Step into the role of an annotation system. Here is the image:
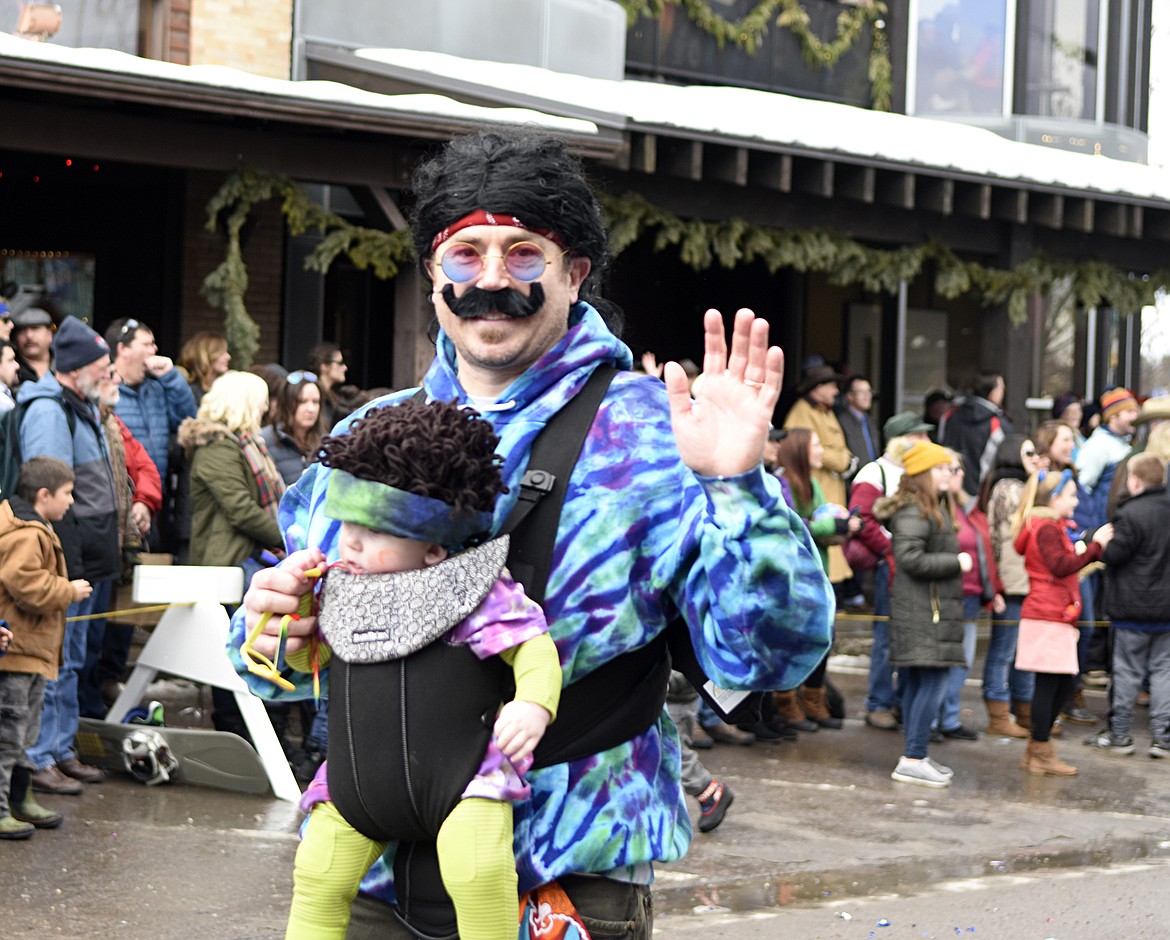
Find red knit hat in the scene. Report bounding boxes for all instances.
[1100,387,1137,423]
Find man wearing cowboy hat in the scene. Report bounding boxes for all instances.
[784,362,855,586]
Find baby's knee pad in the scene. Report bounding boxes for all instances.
[436,798,515,889]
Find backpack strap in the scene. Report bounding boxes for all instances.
[1,396,78,498]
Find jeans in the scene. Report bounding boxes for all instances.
[28,584,109,769]
[865,561,897,713]
[900,666,949,759]
[981,596,1035,703]
[347,876,653,939]
[937,596,980,731]
[77,580,114,719]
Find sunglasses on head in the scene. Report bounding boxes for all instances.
[115,318,142,344]
[287,371,318,385]
[436,240,567,284]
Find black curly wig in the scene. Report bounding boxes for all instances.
[318,399,508,516]
[410,130,623,330]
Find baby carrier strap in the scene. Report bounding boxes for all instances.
[497,366,671,769]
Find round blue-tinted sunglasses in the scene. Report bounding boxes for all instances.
[437,241,567,283]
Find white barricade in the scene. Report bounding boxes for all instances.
[104,565,301,802]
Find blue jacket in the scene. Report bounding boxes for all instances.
[228,303,834,896]
[114,369,196,481]
[16,372,120,581]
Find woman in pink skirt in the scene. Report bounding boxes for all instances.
[1011,469,1113,775]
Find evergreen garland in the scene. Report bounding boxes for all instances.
[597,191,1170,325]
[619,0,892,110]
[202,168,414,368]
[203,169,1165,356]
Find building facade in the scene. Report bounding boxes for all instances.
[1,0,1166,425]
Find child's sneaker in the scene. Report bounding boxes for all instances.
[891,756,951,788]
[697,780,734,832]
[1149,738,1170,759]
[1084,731,1135,754]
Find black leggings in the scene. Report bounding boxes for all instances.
[801,652,829,690]
[1031,672,1076,742]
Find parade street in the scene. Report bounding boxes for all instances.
[5,661,1169,939]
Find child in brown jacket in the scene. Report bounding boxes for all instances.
[0,456,92,839]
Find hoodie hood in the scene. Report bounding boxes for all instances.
[14,369,66,407]
[423,301,633,527]
[952,396,1001,426]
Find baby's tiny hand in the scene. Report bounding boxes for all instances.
[494,700,552,763]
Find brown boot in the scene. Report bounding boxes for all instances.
[985,699,1028,738]
[800,686,843,730]
[1011,700,1031,731]
[1021,739,1077,776]
[772,691,818,732]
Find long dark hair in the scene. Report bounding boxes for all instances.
[975,433,1031,514]
[774,428,814,510]
[272,376,326,457]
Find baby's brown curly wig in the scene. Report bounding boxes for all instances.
[318,399,507,515]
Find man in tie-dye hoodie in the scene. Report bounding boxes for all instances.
[230,130,834,939]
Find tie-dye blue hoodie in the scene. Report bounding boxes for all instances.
[228,302,833,896]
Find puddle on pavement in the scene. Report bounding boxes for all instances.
[653,836,1170,915]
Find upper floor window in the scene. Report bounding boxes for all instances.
[1020,0,1102,121]
[909,0,1011,117]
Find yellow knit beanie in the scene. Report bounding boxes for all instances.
[902,441,953,476]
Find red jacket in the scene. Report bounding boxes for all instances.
[960,505,1004,604]
[1014,510,1102,625]
[118,415,163,515]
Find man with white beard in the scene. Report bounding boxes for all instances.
[16,316,120,794]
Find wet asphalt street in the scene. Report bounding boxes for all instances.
[5,659,1170,938]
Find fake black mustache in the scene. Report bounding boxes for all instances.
[440,283,545,319]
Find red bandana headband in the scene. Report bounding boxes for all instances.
[429,209,568,253]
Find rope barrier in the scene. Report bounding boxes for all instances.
[832,610,1117,628]
[65,601,195,624]
[61,599,1113,627]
